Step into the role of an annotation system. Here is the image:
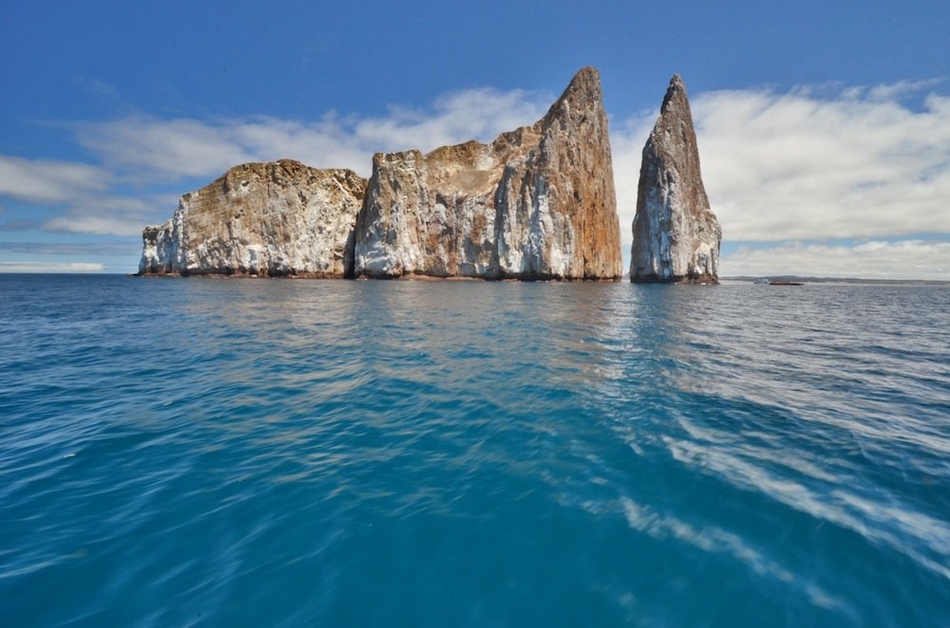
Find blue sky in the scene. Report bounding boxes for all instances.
[1,0,948,277]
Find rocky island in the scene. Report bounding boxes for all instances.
[630,75,721,284]
[139,68,623,280]
[137,69,720,283]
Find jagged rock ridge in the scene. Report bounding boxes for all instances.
[630,75,721,284]
[352,66,623,280]
[138,160,366,277]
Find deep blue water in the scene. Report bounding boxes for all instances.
[1,274,948,626]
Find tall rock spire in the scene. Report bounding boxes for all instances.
[630,75,721,283]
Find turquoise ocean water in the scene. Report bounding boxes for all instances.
[1,275,948,626]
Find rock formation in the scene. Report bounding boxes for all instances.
[630,75,721,284]
[138,68,624,281]
[138,160,366,277]
[353,67,623,280]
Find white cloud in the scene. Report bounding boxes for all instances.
[72,88,551,181]
[721,240,950,280]
[0,154,163,237]
[687,85,950,242]
[861,79,943,103]
[0,156,110,203]
[352,88,549,156]
[0,261,104,273]
[42,213,147,237]
[609,113,655,256]
[75,117,260,181]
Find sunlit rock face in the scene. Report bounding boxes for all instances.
[353,67,623,280]
[138,160,366,277]
[630,75,721,284]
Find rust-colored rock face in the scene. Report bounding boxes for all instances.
[630,75,721,284]
[353,67,623,280]
[138,160,366,277]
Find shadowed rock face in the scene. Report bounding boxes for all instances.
[630,75,721,284]
[353,67,623,280]
[138,160,366,277]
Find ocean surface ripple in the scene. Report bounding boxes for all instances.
[1,275,948,626]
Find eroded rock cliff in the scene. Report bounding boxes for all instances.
[138,160,366,277]
[353,67,623,280]
[630,75,721,284]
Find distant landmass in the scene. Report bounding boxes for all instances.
[724,276,950,285]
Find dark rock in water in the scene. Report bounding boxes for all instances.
[630,75,721,284]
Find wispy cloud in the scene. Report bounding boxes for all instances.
[351,88,549,157]
[691,85,950,242]
[609,114,656,253]
[71,87,551,181]
[0,155,172,237]
[0,156,110,203]
[0,261,104,273]
[0,241,134,256]
[74,117,260,181]
[41,213,150,237]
